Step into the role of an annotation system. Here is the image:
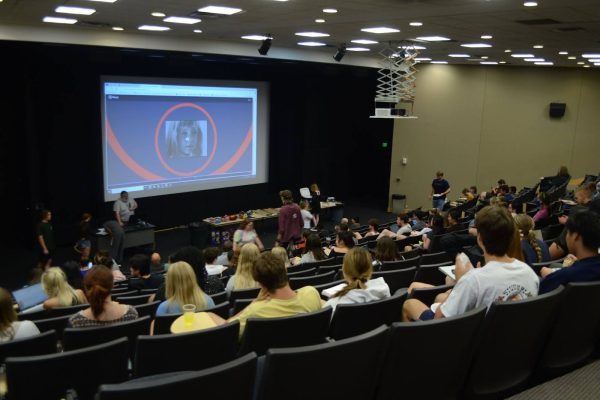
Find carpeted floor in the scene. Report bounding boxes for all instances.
[507,360,600,400]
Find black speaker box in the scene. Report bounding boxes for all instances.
[549,102,566,118]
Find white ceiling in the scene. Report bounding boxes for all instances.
[1,0,600,68]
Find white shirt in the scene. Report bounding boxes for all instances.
[301,209,313,229]
[113,197,137,222]
[440,259,539,318]
[0,320,40,343]
[324,277,391,312]
[206,264,227,276]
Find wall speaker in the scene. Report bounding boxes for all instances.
[549,102,566,118]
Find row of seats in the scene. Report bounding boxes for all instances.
[3,281,600,399]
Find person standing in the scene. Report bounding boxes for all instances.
[103,220,125,264]
[430,171,451,211]
[309,183,322,228]
[113,191,138,226]
[36,209,55,271]
[277,190,303,248]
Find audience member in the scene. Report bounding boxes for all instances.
[402,206,539,321]
[532,192,551,224]
[324,247,390,312]
[41,267,87,309]
[150,252,166,274]
[363,219,379,237]
[155,261,215,316]
[225,243,261,294]
[208,252,322,336]
[378,214,411,240]
[422,215,445,251]
[513,214,550,269]
[462,188,475,201]
[298,234,328,264]
[350,217,361,230]
[128,254,164,291]
[374,237,401,263]
[539,210,600,293]
[550,185,594,259]
[0,287,40,342]
[339,223,362,241]
[203,247,228,276]
[326,231,355,257]
[277,189,304,247]
[271,246,291,268]
[445,209,463,233]
[233,220,264,252]
[93,250,126,283]
[215,240,233,266]
[411,211,428,231]
[69,266,139,327]
[61,260,85,290]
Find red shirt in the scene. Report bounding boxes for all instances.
[278,203,303,243]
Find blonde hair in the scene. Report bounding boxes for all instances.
[0,287,17,339]
[42,267,80,307]
[310,183,320,193]
[333,247,373,298]
[234,243,261,290]
[165,262,208,310]
[514,214,543,263]
[271,246,290,267]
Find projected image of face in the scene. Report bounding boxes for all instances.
[166,120,203,158]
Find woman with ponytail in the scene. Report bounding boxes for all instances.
[324,247,390,312]
[69,266,138,328]
[514,214,550,271]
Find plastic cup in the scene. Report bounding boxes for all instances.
[182,304,196,326]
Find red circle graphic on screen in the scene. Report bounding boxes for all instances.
[154,102,218,176]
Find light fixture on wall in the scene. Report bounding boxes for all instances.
[258,34,272,55]
[333,44,346,62]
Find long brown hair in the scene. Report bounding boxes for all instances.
[374,237,400,262]
[332,247,373,298]
[0,287,17,339]
[83,266,113,318]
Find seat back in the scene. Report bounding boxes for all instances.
[286,262,319,273]
[379,256,420,271]
[372,267,417,293]
[134,320,240,377]
[114,294,152,305]
[63,316,151,355]
[98,352,257,400]
[302,257,342,268]
[328,292,407,340]
[209,291,228,305]
[258,325,389,400]
[286,267,317,278]
[419,251,454,265]
[229,287,260,305]
[377,306,487,400]
[463,286,564,399]
[17,304,88,321]
[153,314,181,335]
[0,330,57,364]
[207,301,231,320]
[536,281,600,379]
[32,314,71,340]
[413,262,452,286]
[315,264,343,275]
[6,337,129,400]
[134,301,160,318]
[289,270,336,290]
[238,307,333,356]
[232,299,253,316]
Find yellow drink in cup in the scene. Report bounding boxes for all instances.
[182,304,196,326]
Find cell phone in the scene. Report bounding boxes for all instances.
[88,262,93,269]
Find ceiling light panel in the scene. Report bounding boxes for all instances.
[197,6,243,15]
[461,43,492,48]
[295,31,329,37]
[55,6,96,15]
[138,25,171,31]
[298,41,326,46]
[43,16,78,24]
[163,17,201,24]
[352,39,378,44]
[361,27,400,34]
[416,36,450,41]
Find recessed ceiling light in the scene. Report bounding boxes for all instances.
[533,45,544,49]
[43,16,77,24]
[505,49,512,53]
[315,19,325,23]
[295,31,329,37]
[511,53,535,58]
[352,39,378,44]
[151,12,166,17]
[399,45,426,50]
[164,16,201,24]
[197,6,243,15]
[535,62,553,65]
[523,2,538,6]
[588,59,600,63]
[577,61,585,65]
[138,25,171,31]
[417,36,450,41]
[323,8,337,13]
[481,61,498,65]
[568,56,576,60]
[481,35,493,39]
[193,29,202,33]
[415,57,432,61]
[409,22,423,27]
[112,26,124,31]
[87,0,117,2]
[430,61,448,64]
[361,27,400,34]
[346,47,370,52]
[499,61,507,64]
[582,53,600,58]
[481,56,489,59]
[461,43,492,48]
[525,58,545,62]
[448,54,470,58]
[558,51,568,55]
[298,41,327,46]
[55,6,96,15]
[241,35,270,40]
[584,65,591,68]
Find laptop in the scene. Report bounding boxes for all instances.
[11,283,48,312]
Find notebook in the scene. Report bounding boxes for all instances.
[438,266,456,281]
[321,283,347,298]
[12,283,48,311]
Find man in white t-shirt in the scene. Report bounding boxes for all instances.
[113,191,138,226]
[402,206,539,322]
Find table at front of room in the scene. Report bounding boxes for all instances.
[96,223,156,252]
[201,201,343,245]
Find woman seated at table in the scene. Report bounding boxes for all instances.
[225,243,261,294]
[69,266,138,328]
[325,230,355,258]
[233,220,264,252]
[41,267,87,310]
[156,261,215,316]
[0,287,40,342]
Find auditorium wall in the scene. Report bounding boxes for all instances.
[388,64,600,211]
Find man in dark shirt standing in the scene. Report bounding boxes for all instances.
[539,209,600,294]
[277,190,303,248]
[430,171,451,211]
